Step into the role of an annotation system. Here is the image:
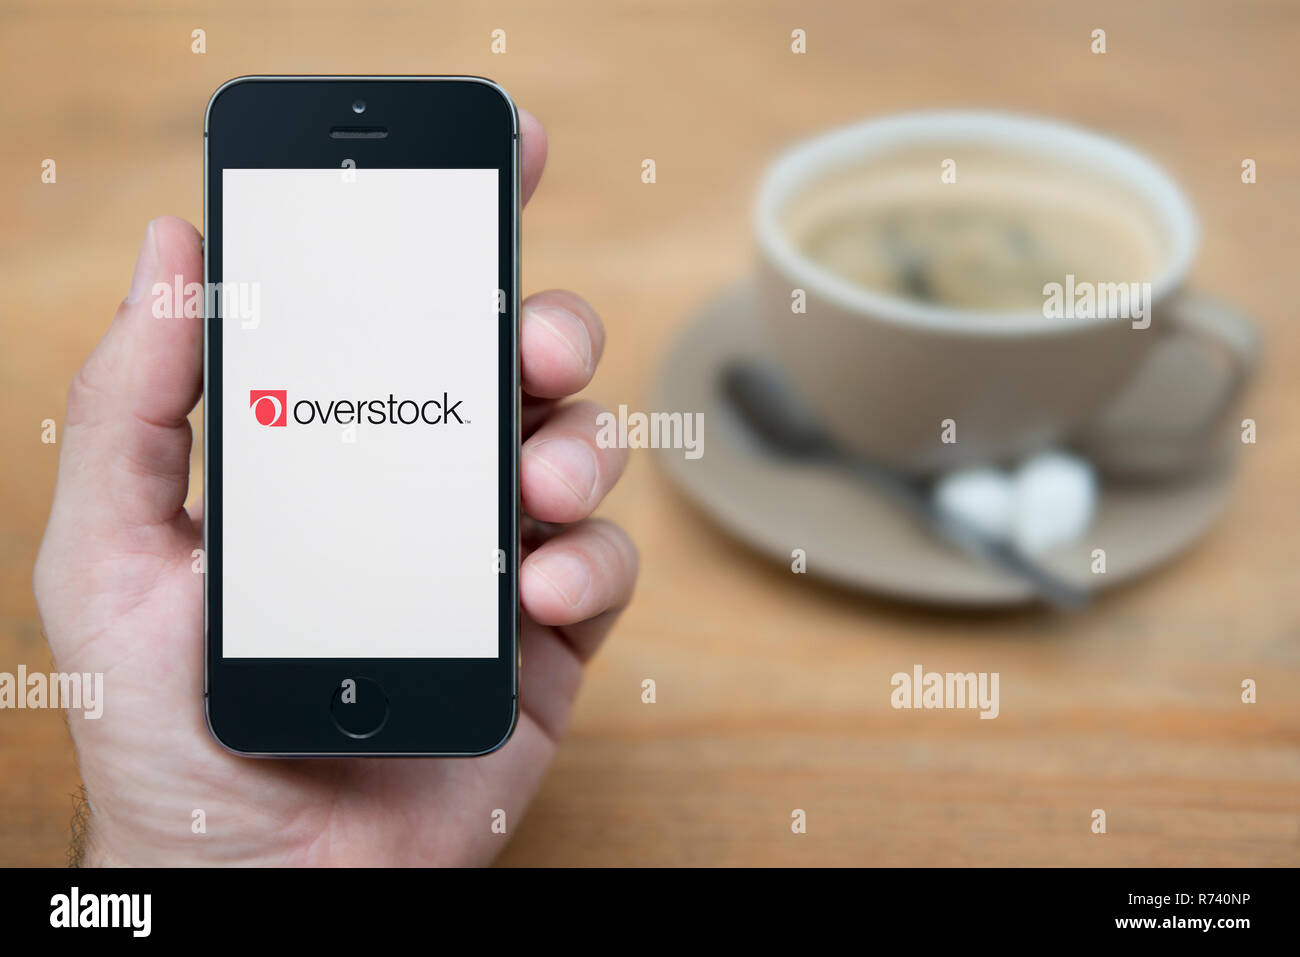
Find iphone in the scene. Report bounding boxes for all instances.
[203,77,519,755]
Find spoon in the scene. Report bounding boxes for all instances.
[719,360,1090,610]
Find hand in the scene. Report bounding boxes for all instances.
[32,109,637,866]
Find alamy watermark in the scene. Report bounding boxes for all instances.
[151,275,262,328]
[50,887,150,937]
[0,666,103,719]
[595,405,704,460]
[1043,274,1151,329]
[890,664,999,719]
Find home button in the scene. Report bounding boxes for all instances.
[330,678,389,739]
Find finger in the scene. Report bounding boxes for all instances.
[520,519,639,648]
[521,396,557,438]
[521,400,628,524]
[405,612,593,865]
[517,617,584,742]
[54,216,203,531]
[520,290,605,399]
[520,515,566,557]
[520,107,547,206]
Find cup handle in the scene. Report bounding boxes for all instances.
[1078,289,1259,474]
[1157,289,1260,429]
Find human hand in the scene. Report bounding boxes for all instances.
[33,109,638,866]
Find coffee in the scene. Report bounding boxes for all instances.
[784,149,1168,312]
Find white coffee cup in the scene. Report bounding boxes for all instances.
[755,111,1257,476]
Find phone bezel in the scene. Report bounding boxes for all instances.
[203,76,520,756]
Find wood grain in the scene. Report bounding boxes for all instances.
[1,0,1296,866]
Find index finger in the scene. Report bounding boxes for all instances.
[520,107,547,206]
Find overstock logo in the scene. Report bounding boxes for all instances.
[250,390,467,428]
[250,389,288,427]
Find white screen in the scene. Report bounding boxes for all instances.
[221,168,499,658]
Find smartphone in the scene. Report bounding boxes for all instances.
[203,77,519,756]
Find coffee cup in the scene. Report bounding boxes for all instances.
[754,111,1257,476]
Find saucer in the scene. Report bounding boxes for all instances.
[650,280,1239,606]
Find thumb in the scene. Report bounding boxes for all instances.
[50,216,204,534]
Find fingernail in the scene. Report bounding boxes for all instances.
[530,306,593,377]
[125,220,159,304]
[529,551,591,607]
[528,437,598,503]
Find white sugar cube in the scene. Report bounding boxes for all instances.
[1013,451,1097,556]
[933,468,1016,542]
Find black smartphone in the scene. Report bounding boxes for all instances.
[203,76,519,756]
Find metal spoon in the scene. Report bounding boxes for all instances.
[719,360,1090,610]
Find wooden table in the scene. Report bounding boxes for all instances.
[1,0,1296,866]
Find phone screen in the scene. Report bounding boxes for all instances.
[219,167,499,658]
